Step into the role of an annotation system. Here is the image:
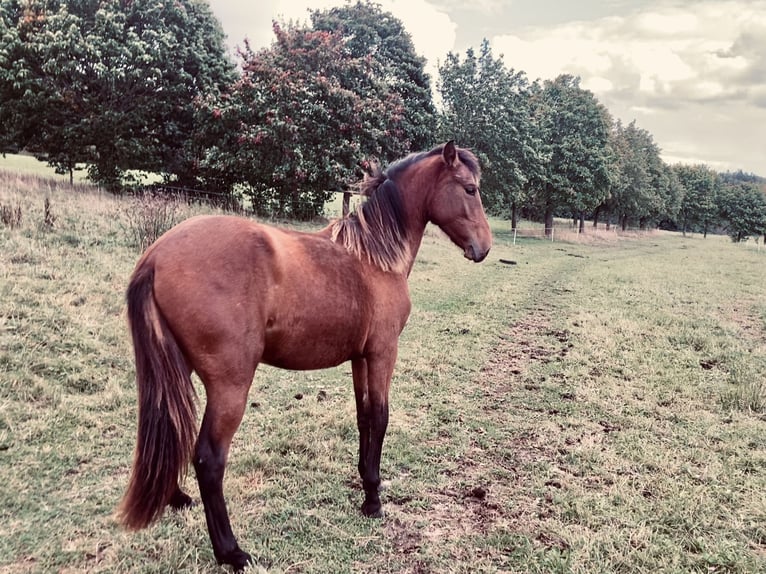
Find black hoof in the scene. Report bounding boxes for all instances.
[168,489,194,510]
[361,500,384,518]
[218,548,253,572]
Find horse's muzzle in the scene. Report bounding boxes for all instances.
[464,243,490,263]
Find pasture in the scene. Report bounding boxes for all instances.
[1,171,764,573]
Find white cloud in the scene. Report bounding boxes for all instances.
[634,10,699,35]
[382,0,456,76]
[490,0,766,173]
[582,76,614,93]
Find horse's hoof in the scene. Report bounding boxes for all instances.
[361,501,384,518]
[168,489,194,510]
[219,549,253,572]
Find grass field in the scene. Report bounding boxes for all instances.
[0,154,92,183]
[1,172,764,573]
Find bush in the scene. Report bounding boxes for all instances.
[123,193,182,252]
[0,202,22,228]
[42,197,56,230]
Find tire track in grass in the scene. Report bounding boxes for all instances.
[380,254,589,570]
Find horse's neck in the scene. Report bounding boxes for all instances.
[401,188,430,278]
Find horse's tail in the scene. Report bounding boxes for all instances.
[117,263,197,530]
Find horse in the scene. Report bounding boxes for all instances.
[117,141,492,571]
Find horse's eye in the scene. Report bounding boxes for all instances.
[464,185,477,196]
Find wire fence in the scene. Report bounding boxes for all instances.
[56,177,766,252]
[132,184,369,220]
[508,223,660,244]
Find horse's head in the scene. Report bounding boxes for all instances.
[426,141,492,262]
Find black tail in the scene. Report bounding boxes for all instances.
[117,264,197,529]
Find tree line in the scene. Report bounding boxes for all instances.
[1,0,765,240]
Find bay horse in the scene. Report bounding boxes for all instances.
[117,141,492,571]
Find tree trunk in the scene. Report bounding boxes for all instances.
[593,205,601,228]
[621,215,628,231]
[544,206,554,238]
[578,211,585,234]
[69,167,74,186]
[511,201,518,230]
[342,192,351,217]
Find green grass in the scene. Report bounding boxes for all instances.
[1,171,765,573]
[0,153,92,183]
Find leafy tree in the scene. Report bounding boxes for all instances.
[605,120,677,230]
[0,0,235,189]
[720,170,766,186]
[197,21,408,219]
[310,0,436,152]
[528,75,612,235]
[658,163,684,229]
[0,0,55,155]
[674,163,720,237]
[437,40,540,224]
[717,182,766,242]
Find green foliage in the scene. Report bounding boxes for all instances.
[607,120,681,230]
[675,163,720,236]
[0,0,235,190]
[530,75,613,233]
[717,181,766,242]
[198,21,410,219]
[437,40,540,220]
[310,0,437,152]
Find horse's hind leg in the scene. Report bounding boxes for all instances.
[193,363,257,571]
[168,486,194,509]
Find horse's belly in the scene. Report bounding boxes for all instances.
[260,314,366,370]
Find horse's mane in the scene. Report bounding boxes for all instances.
[330,162,410,274]
[329,144,480,274]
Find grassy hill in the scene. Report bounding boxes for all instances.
[1,171,764,573]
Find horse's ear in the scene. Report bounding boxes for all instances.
[442,140,457,167]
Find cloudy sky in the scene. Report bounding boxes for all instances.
[208,0,766,176]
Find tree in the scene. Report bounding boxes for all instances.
[717,182,766,242]
[605,120,650,230]
[674,164,720,237]
[310,0,436,153]
[437,40,540,224]
[530,75,612,235]
[0,0,235,189]
[197,21,408,219]
[606,120,677,230]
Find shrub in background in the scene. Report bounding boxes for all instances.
[0,202,22,228]
[123,193,181,252]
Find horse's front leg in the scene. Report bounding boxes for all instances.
[352,351,396,518]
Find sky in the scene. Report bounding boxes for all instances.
[207,0,766,176]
